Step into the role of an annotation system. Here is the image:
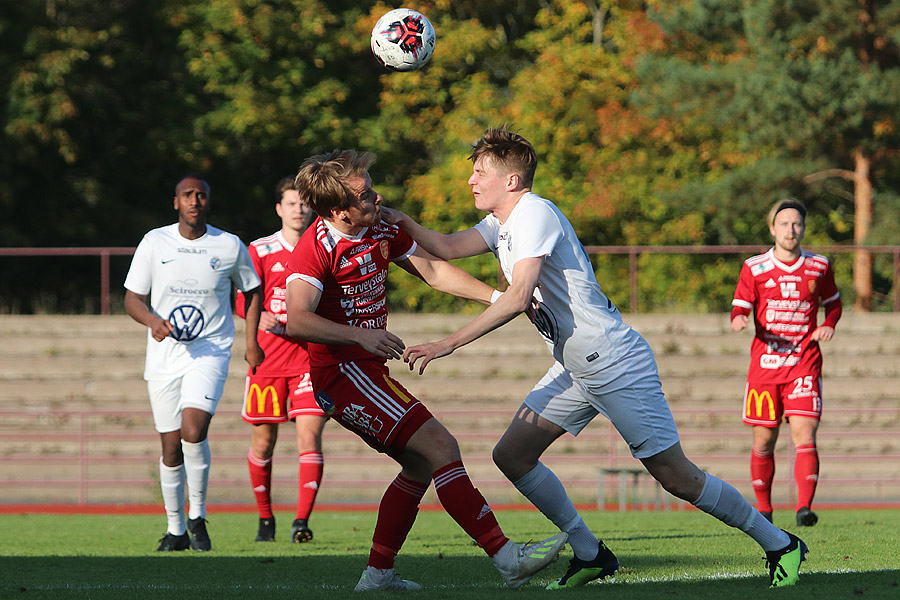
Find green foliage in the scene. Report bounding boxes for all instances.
[1,0,899,313]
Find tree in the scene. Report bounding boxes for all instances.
[642,0,900,310]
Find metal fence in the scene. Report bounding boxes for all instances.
[2,245,899,314]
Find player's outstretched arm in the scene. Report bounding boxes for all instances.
[124,290,173,342]
[397,246,497,305]
[403,256,544,374]
[380,207,489,260]
[285,278,406,360]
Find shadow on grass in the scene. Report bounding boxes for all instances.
[3,556,898,600]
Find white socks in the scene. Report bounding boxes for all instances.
[692,473,790,552]
[513,462,600,561]
[182,438,211,520]
[158,458,186,535]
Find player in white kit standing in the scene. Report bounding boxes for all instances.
[384,126,809,589]
[124,175,263,551]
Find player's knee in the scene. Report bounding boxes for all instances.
[491,441,521,475]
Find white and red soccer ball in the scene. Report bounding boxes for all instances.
[370,8,436,72]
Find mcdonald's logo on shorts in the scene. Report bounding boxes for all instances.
[247,384,280,417]
[746,389,776,421]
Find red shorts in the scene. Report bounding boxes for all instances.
[241,372,324,424]
[311,359,433,454]
[743,375,823,427]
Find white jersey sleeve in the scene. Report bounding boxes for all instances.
[509,200,564,261]
[231,242,261,293]
[123,234,155,296]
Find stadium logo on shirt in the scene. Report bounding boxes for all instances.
[168,305,205,341]
[209,256,221,270]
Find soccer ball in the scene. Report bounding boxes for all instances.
[370,8,436,72]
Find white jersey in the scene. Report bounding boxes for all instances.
[124,223,260,380]
[474,192,641,379]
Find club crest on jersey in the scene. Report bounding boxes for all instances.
[209,256,221,270]
[380,240,389,260]
[808,280,817,294]
[168,305,205,341]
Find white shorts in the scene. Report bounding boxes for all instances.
[146,355,229,433]
[524,340,680,459]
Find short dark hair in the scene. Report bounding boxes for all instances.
[275,176,295,204]
[293,149,376,217]
[469,126,537,188]
[175,173,209,194]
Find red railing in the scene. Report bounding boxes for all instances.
[2,245,899,314]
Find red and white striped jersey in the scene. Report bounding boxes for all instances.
[286,218,416,368]
[732,248,841,383]
[236,231,309,377]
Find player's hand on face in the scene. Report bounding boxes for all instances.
[403,340,453,375]
[151,318,175,342]
[378,206,403,226]
[358,328,406,360]
[810,326,834,342]
[731,314,749,332]
[245,345,265,374]
[258,311,278,332]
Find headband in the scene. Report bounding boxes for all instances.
[774,200,807,219]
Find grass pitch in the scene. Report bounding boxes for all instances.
[2,509,898,599]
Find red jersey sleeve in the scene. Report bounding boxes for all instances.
[731,261,756,319]
[820,262,842,328]
[235,244,264,319]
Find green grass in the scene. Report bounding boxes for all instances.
[2,509,898,599]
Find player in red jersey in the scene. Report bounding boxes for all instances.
[731,199,842,527]
[284,149,567,591]
[236,177,326,543]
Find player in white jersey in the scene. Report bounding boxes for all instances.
[124,175,263,552]
[383,126,808,589]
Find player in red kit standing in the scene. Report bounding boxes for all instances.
[236,177,326,543]
[732,199,842,527]
[284,149,566,591]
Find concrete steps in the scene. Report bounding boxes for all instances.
[1,313,898,506]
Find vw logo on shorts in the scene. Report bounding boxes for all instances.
[169,305,205,341]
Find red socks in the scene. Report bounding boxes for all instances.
[794,444,819,510]
[433,461,508,557]
[750,449,775,513]
[368,475,428,569]
[247,450,274,519]
[297,451,324,521]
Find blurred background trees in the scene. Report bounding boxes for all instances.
[2,0,898,313]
